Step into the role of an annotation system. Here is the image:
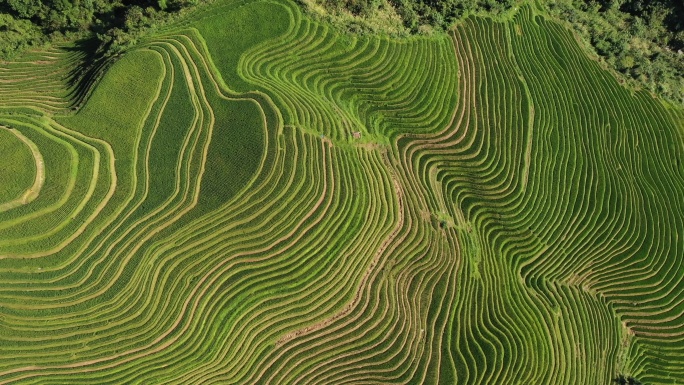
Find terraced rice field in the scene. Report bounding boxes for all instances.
[0,0,683,383]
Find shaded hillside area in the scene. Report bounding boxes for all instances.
[0,0,196,57]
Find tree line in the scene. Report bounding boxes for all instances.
[1,0,682,104]
[308,0,683,104]
[546,0,683,105]
[0,0,199,59]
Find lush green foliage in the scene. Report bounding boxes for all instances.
[2,0,682,103]
[0,0,199,58]
[0,0,682,383]
[304,0,684,104]
[546,0,684,104]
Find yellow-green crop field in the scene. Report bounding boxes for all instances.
[0,0,682,383]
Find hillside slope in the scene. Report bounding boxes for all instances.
[0,0,682,384]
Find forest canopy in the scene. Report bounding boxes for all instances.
[305,0,684,103]
[1,0,682,103]
[546,0,683,104]
[0,0,196,57]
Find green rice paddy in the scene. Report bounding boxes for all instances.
[0,0,682,383]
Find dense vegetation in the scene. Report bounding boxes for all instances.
[0,0,683,383]
[0,0,197,58]
[1,0,682,102]
[547,0,684,104]
[304,0,684,103]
